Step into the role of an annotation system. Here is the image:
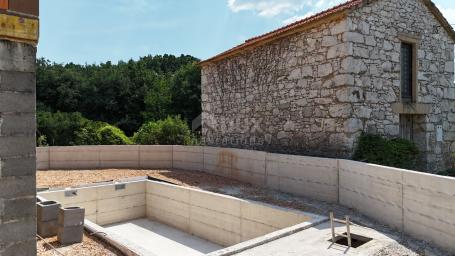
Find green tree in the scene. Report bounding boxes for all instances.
[133,116,196,145]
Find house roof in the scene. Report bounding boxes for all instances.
[200,0,455,66]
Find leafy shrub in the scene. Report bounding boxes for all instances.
[133,116,195,145]
[96,125,132,145]
[74,121,108,145]
[37,111,89,146]
[353,134,420,170]
[437,169,455,177]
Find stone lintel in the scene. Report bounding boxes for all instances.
[391,102,432,115]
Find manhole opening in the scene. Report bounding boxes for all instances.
[330,233,373,248]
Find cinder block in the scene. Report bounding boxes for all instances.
[0,156,35,177]
[0,176,35,199]
[0,136,35,157]
[57,225,84,244]
[0,113,35,136]
[0,70,36,92]
[0,92,35,113]
[37,219,58,238]
[0,218,36,243]
[1,239,36,256]
[2,197,36,222]
[58,207,85,227]
[0,41,36,72]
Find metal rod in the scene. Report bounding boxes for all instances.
[330,212,335,243]
[346,215,352,247]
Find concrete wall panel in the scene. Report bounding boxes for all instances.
[403,171,455,253]
[339,160,403,230]
[266,153,338,202]
[36,147,49,170]
[173,145,204,171]
[99,145,139,169]
[49,146,100,169]
[203,147,231,177]
[139,145,172,169]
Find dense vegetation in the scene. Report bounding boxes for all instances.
[353,134,420,170]
[37,54,201,146]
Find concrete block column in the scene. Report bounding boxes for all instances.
[0,0,39,255]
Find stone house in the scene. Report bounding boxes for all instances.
[200,0,455,171]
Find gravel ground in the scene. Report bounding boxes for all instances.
[37,169,450,256]
[37,231,123,256]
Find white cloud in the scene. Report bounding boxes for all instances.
[440,7,455,26]
[282,12,315,24]
[227,0,346,23]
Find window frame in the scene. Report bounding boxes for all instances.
[398,34,419,103]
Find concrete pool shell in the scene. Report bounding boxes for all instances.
[38,179,327,256]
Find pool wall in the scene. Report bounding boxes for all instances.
[39,180,318,247]
[37,146,455,253]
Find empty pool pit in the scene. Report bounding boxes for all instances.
[38,179,326,256]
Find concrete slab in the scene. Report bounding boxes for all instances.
[232,221,399,256]
[104,218,222,256]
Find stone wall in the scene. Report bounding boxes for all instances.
[202,16,354,158]
[346,0,455,170]
[0,40,37,255]
[201,0,455,171]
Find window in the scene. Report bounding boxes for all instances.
[401,42,413,101]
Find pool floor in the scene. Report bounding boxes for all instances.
[104,218,222,256]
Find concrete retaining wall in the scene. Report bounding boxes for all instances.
[37,146,455,253]
[39,181,146,226]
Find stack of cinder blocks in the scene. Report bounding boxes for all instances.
[58,207,85,244]
[0,0,39,255]
[37,201,61,238]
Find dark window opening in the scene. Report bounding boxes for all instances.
[401,43,413,101]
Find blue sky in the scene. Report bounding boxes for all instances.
[38,0,455,64]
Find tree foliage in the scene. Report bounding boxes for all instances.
[133,116,196,145]
[37,54,201,136]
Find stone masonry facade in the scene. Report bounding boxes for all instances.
[201,0,455,171]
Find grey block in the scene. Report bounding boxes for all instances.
[37,201,61,222]
[0,136,35,158]
[0,113,36,137]
[0,176,35,199]
[0,218,36,244]
[58,207,85,227]
[0,156,36,177]
[0,40,36,72]
[1,239,36,256]
[57,225,84,244]
[0,70,36,92]
[0,92,35,113]
[2,197,36,222]
[37,219,58,238]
